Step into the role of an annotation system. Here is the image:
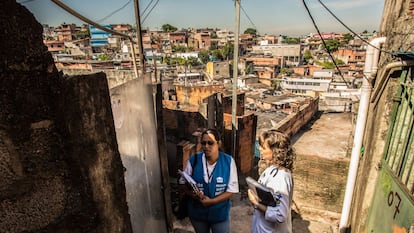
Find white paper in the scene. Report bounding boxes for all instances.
[178,169,200,193]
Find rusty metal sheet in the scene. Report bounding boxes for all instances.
[110,74,167,233]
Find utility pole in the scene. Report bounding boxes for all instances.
[232,0,240,158]
[134,0,145,75]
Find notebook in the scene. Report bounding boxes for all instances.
[246,176,277,207]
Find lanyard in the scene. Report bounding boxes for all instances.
[205,158,216,183]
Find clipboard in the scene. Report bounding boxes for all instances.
[246,176,277,207]
[178,169,200,194]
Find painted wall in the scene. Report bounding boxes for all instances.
[349,0,414,232]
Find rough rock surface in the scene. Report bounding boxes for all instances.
[0,1,132,232]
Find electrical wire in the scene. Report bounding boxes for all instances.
[240,3,257,32]
[302,0,350,88]
[317,0,392,55]
[50,0,140,78]
[18,0,37,3]
[141,0,156,17]
[97,0,132,23]
[141,0,160,24]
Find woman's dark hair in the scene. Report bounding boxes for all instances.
[201,128,221,142]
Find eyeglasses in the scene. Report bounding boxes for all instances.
[201,140,216,146]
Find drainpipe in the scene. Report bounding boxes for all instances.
[339,37,386,233]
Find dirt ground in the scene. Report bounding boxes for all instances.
[173,112,354,233]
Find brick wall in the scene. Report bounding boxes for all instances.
[175,84,225,107]
[275,97,319,137]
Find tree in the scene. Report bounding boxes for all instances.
[209,41,218,50]
[342,33,353,44]
[211,49,223,61]
[244,63,253,74]
[161,24,177,32]
[198,50,210,64]
[163,56,171,65]
[244,28,257,35]
[271,79,281,90]
[220,43,234,61]
[324,39,340,52]
[285,37,300,44]
[187,57,201,66]
[172,45,186,53]
[280,67,293,76]
[303,50,313,64]
[74,29,90,40]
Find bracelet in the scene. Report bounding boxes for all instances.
[254,203,259,209]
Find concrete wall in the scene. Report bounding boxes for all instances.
[294,154,349,213]
[319,96,353,113]
[59,68,137,89]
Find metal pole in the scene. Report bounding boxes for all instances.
[152,48,158,82]
[232,0,240,157]
[134,0,145,75]
[130,39,139,78]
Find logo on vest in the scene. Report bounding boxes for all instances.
[216,177,224,183]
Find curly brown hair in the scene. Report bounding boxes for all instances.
[258,129,296,171]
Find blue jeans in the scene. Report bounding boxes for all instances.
[190,218,230,233]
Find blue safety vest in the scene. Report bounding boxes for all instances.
[188,151,232,222]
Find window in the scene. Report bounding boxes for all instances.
[384,66,414,194]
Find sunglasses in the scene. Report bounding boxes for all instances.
[201,141,216,146]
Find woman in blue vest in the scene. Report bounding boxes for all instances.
[180,128,239,233]
[248,130,295,233]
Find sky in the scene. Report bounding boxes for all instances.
[19,0,385,36]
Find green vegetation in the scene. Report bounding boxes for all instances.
[244,63,253,74]
[74,30,90,40]
[280,67,293,76]
[210,41,218,50]
[341,33,354,44]
[244,28,257,35]
[219,43,233,60]
[209,43,233,61]
[303,50,313,64]
[97,54,112,61]
[172,45,187,53]
[285,37,300,44]
[162,24,178,32]
[271,79,281,90]
[324,39,341,52]
[198,50,210,64]
[315,59,345,69]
